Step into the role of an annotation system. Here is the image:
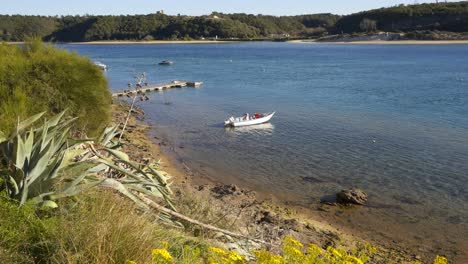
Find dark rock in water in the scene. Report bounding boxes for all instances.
[320,194,338,205]
[392,195,423,205]
[301,176,324,184]
[336,188,368,205]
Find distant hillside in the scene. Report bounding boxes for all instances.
[334,1,468,33]
[0,13,338,42]
[1,1,468,42]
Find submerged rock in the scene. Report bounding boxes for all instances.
[336,188,368,205]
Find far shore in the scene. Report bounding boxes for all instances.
[4,40,238,45]
[70,40,238,45]
[7,39,468,45]
[290,39,468,45]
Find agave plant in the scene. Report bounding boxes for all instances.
[79,125,177,217]
[0,111,176,224]
[0,111,80,207]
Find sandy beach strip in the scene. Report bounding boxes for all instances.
[290,39,468,45]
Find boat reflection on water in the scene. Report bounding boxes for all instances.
[224,123,274,135]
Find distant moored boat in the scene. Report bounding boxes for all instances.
[159,60,174,65]
[224,112,275,127]
[94,61,107,71]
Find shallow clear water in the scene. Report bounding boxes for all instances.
[63,42,468,256]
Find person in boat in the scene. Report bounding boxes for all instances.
[244,113,250,120]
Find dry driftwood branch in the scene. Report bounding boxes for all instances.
[138,194,266,244]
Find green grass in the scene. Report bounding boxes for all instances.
[0,195,59,263]
[0,40,111,136]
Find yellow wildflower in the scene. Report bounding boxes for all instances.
[306,244,322,261]
[126,261,137,264]
[290,247,303,256]
[254,249,284,264]
[434,255,448,264]
[328,247,342,258]
[271,255,284,264]
[284,236,303,248]
[347,256,364,264]
[152,248,173,262]
[228,251,244,261]
[209,246,227,255]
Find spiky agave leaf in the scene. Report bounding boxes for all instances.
[0,110,80,206]
[1,111,178,225]
[13,112,45,138]
[91,147,176,211]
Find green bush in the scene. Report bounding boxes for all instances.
[0,40,111,135]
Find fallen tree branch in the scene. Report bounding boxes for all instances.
[138,194,266,244]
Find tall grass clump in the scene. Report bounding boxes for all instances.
[0,188,204,264]
[51,190,203,264]
[0,40,111,135]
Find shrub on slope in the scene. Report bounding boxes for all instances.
[0,40,111,135]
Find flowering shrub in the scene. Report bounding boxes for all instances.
[208,247,245,264]
[255,236,375,264]
[433,255,448,264]
[152,248,173,264]
[127,236,448,264]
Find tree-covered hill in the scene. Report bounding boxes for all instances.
[1,1,468,42]
[0,13,338,41]
[334,1,468,33]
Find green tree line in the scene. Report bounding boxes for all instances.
[335,1,468,33]
[1,1,468,41]
[0,13,338,41]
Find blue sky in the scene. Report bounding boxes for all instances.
[1,0,460,16]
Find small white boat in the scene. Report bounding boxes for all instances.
[159,60,174,65]
[224,112,275,127]
[94,61,107,71]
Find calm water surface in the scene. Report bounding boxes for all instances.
[63,42,468,258]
